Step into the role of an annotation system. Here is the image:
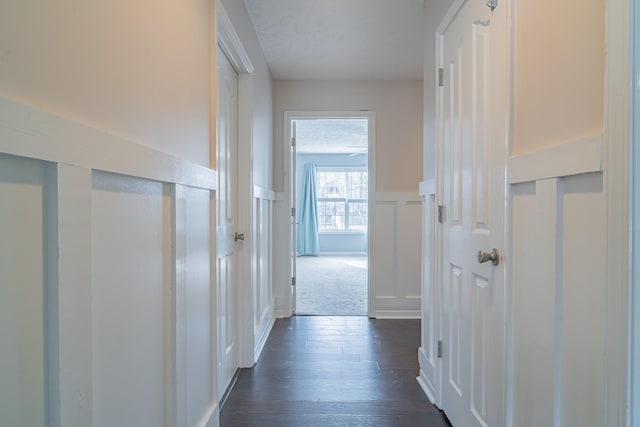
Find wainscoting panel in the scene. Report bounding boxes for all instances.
[253,186,276,361]
[371,192,422,318]
[0,98,219,427]
[510,172,605,427]
[91,171,172,427]
[183,186,215,426]
[0,153,52,427]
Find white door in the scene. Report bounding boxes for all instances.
[290,120,297,314]
[216,47,239,398]
[439,0,507,425]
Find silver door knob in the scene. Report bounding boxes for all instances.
[234,232,245,242]
[477,248,499,265]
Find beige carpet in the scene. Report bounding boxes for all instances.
[295,255,368,315]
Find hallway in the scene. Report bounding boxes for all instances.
[220,316,449,426]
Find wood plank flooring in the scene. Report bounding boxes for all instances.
[220,316,449,426]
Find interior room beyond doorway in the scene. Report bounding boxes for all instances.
[293,117,370,316]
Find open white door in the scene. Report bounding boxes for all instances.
[290,120,297,314]
[216,46,239,398]
[438,0,508,425]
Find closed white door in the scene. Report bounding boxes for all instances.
[216,47,239,398]
[439,0,507,425]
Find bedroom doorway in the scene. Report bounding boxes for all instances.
[288,114,373,316]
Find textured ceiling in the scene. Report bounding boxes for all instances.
[295,118,368,154]
[243,0,425,80]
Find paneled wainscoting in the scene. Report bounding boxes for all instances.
[0,97,220,427]
[371,192,422,318]
[417,134,607,425]
[220,316,449,426]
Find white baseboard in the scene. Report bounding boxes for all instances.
[417,347,438,405]
[417,372,437,405]
[317,252,368,256]
[254,311,276,362]
[198,402,219,427]
[374,310,421,319]
[275,308,289,318]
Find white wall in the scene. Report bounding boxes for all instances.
[0,1,221,426]
[273,80,423,192]
[273,82,424,317]
[221,0,274,189]
[0,0,212,166]
[508,1,607,425]
[514,0,604,154]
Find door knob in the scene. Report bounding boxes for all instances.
[234,232,245,242]
[477,248,499,265]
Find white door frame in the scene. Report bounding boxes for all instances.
[216,0,256,372]
[282,111,376,317]
[627,0,638,426]
[604,0,632,426]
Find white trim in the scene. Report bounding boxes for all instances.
[254,185,276,201]
[0,97,217,190]
[196,402,219,427]
[417,347,437,403]
[419,179,436,196]
[283,110,376,318]
[253,314,276,363]
[507,134,603,184]
[374,310,422,319]
[50,165,93,427]
[173,184,188,426]
[629,1,639,426]
[216,0,257,371]
[215,0,253,74]
[315,252,368,256]
[603,0,631,425]
[374,192,421,203]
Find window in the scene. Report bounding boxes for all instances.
[317,168,368,232]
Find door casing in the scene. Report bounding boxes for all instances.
[282,111,376,317]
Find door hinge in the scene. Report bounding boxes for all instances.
[291,277,296,286]
[291,137,296,147]
[291,207,296,217]
[438,68,444,87]
[437,340,443,358]
[438,205,445,224]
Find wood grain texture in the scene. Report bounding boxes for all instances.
[220,316,449,426]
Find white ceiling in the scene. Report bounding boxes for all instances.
[242,0,426,81]
[295,118,368,155]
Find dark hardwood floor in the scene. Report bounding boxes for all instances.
[220,316,449,426]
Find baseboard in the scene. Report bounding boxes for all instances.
[316,252,368,256]
[218,369,240,409]
[417,347,437,404]
[254,311,276,362]
[374,310,421,319]
[275,308,289,318]
[198,401,219,427]
[417,371,437,405]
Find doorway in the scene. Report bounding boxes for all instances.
[287,114,374,316]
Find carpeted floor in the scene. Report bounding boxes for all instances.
[295,255,368,315]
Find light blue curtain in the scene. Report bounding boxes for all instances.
[297,163,320,255]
